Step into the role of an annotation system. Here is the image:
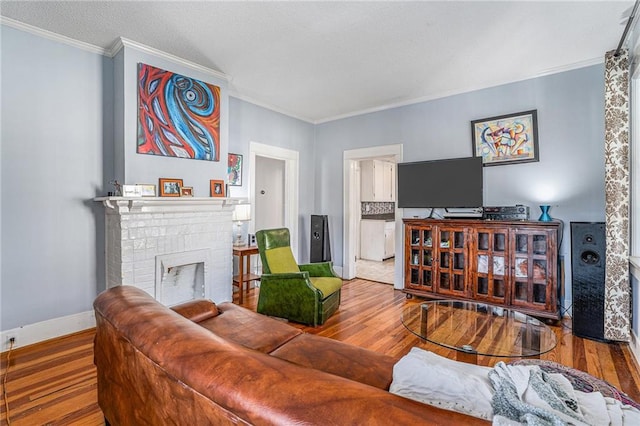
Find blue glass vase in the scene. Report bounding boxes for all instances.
[538,205,552,222]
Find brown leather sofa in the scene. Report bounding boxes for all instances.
[94,286,489,425]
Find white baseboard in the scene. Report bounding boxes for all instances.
[1,310,96,351]
[334,265,343,278]
[630,331,640,369]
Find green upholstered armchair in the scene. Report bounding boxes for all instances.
[256,228,343,326]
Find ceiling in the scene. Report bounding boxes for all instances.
[1,1,634,123]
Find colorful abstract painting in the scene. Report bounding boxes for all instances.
[228,153,242,186]
[137,63,220,161]
[471,110,539,166]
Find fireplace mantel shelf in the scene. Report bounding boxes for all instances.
[95,196,243,214]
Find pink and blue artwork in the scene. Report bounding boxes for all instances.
[137,63,220,161]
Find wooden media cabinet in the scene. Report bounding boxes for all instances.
[403,218,561,320]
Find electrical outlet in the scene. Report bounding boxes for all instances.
[6,336,16,348]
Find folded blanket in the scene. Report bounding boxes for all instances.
[489,362,588,426]
[489,362,640,426]
[389,348,640,425]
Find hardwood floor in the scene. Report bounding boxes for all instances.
[0,329,101,425]
[2,279,640,425]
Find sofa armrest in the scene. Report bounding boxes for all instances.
[171,299,219,323]
[262,271,310,280]
[259,273,319,297]
[299,262,339,277]
[257,274,321,325]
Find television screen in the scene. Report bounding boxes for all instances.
[397,157,483,208]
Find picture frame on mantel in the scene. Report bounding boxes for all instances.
[471,110,539,166]
[138,184,156,197]
[122,184,142,198]
[159,178,183,197]
[210,179,225,197]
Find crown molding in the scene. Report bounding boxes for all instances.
[108,37,125,57]
[0,19,231,83]
[110,37,230,82]
[316,57,605,124]
[0,16,107,55]
[229,92,314,124]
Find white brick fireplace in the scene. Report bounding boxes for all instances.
[97,197,235,305]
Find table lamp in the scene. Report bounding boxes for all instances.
[232,204,251,246]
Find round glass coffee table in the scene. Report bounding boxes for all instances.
[401,300,557,364]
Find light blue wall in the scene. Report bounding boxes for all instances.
[228,97,316,261]
[1,26,113,329]
[316,65,606,308]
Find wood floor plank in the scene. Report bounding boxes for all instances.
[1,279,639,424]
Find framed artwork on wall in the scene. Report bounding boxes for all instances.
[228,153,243,186]
[159,178,183,197]
[137,63,221,161]
[210,179,225,197]
[471,110,539,166]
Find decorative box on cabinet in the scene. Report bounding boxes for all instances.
[403,219,561,320]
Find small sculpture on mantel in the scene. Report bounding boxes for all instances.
[109,180,122,197]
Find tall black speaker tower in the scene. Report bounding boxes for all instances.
[571,222,607,342]
[310,215,331,263]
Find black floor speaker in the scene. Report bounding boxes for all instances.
[571,222,607,342]
[310,215,331,263]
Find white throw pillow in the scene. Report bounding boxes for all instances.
[389,347,494,420]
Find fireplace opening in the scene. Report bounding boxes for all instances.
[155,249,212,306]
[162,262,205,306]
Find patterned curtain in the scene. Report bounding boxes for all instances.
[604,49,630,342]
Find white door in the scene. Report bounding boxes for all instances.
[255,156,285,232]
[250,142,299,259]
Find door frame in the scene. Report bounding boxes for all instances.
[250,142,300,258]
[343,144,403,287]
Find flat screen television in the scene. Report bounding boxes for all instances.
[397,156,483,208]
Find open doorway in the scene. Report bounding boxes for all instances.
[343,144,403,288]
[249,142,300,258]
[356,159,396,284]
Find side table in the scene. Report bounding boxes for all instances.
[232,245,260,304]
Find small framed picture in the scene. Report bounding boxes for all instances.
[228,153,243,186]
[138,184,156,197]
[180,186,193,197]
[159,178,183,197]
[210,179,225,197]
[122,184,142,198]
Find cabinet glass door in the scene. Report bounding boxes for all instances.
[472,228,509,304]
[511,229,554,311]
[405,226,434,291]
[435,227,467,297]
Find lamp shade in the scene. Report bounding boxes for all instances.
[232,204,251,221]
